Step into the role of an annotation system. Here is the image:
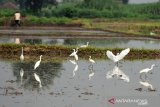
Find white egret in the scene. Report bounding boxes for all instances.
[139,64,155,74]
[89,56,95,64]
[20,47,24,62]
[80,42,89,48]
[69,48,78,61]
[139,81,154,90]
[150,32,156,36]
[69,60,77,65]
[34,73,42,88]
[106,48,130,65]
[34,55,42,70]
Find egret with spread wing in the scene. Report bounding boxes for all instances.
[106,48,130,65]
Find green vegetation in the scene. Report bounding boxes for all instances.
[23,16,73,25]
[89,19,160,36]
[0,1,160,19]
[0,0,160,36]
[0,43,160,60]
[39,2,160,19]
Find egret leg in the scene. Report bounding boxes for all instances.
[140,74,146,81]
[88,64,93,69]
[144,74,149,81]
[116,62,118,67]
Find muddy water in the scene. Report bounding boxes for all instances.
[0,37,160,49]
[0,59,160,107]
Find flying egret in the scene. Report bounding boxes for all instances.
[89,56,95,64]
[106,48,130,65]
[80,42,89,48]
[20,47,24,62]
[34,73,42,88]
[34,55,42,70]
[139,64,155,74]
[69,48,78,61]
[139,81,154,90]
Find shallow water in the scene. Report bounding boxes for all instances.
[0,59,160,107]
[0,37,160,49]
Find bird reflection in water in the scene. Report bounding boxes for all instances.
[34,73,42,88]
[20,68,24,85]
[88,65,95,80]
[136,81,156,92]
[69,60,79,77]
[106,65,130,82]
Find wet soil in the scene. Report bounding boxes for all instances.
[0,45,159,60]
[0,26,160,39]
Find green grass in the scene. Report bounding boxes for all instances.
[0,43,160,60]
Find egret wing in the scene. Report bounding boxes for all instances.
[69,52,75,56]
[34,61,40,70]
[106,51,116,61]
[117,48,130,61]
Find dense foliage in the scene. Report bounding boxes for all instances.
[0,0,160,19]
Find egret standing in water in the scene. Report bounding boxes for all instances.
[20,47,24,62]
[139,64,155,74]
[34,55,42,70]
[69,48,78,61]
[89,56,95,64]
[139,64,155,81]
[80,42,89,48]
[34,73,42,88]
[106,48,130,65]
[150,32,156,36]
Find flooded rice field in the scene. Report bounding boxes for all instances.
[0,59,160,107]
[0,31,160,107]
[0,36,160,49]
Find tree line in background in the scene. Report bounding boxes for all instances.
[0,0,128,13]
[0,0,160,19]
